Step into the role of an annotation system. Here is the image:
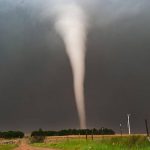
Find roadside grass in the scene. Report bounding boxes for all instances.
[0,144,17,150]
[32,136,150,150]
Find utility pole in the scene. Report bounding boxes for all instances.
[127,114,131,135]
[120,123,122,136]
[145,119,149,137]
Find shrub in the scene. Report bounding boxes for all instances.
[30,136,46,143]
[30,129,45,143]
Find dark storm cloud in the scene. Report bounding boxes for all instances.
[0,0,150,133]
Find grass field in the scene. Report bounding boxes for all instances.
[0,144,17,150]
[32,135,150,150]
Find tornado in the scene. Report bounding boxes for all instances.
[55,3,87,129]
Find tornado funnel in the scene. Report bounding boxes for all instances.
[55,3,87,129]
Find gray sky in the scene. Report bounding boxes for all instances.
[0,0,150,133]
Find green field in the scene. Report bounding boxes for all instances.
[0,144,17,150]
[32,136,150,150]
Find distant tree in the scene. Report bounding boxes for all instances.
[30,128,45,143]
[31,128,115,137]
[0,131,24,139]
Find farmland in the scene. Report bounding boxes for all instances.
[32,135,150,150]
[0,144,17,150]
[0,135,150,150]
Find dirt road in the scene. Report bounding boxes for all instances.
[15,139,56,150]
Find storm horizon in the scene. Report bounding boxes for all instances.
[0,0,150,134]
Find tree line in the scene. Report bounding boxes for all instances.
[0,128,115,139]
[0,131,24,139]
[31,128,115,137]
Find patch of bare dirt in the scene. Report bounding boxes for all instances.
[15,139,56,150]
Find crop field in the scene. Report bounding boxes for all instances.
[32,135,150,150]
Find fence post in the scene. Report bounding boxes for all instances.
[145,119,149,137]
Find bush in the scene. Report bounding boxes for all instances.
[30,129,45,143]
[30,136,45,143]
